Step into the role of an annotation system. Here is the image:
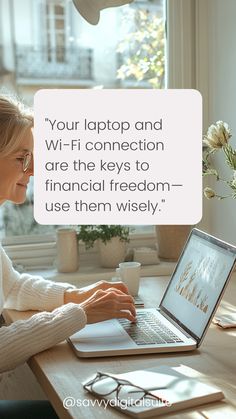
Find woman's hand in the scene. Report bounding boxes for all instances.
[79,288,136,324]
[64,280,130,305]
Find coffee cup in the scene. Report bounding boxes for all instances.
[116,261,141,296]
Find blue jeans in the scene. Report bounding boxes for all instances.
[0,400,59,419]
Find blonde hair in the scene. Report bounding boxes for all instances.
[0,94,33,157]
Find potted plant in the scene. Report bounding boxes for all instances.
[78,225,129,268]
[203,120,236,270]
[203,120,236,199]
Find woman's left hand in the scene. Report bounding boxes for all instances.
[64,280,130,305]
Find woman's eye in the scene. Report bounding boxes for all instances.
[16,158,24,162]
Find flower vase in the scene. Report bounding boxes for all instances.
[155,225,192,261]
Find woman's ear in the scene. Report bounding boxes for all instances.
[72,0,133,25]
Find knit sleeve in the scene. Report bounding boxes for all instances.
[1,246,75,311]
[0,303,87,373]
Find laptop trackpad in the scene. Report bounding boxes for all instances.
[70,319,127,340]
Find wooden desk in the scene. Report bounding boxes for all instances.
[4,274,236,419]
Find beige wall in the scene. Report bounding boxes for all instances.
[206,0,236,245]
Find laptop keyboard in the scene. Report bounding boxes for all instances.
[118,312,183,346]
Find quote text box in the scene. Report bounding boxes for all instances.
[34,89,202,225]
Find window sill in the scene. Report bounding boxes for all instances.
[27,261,176,286]
[4,231,177,284]
[4,231,158,271]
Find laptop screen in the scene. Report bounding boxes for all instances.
[160,229,236,340]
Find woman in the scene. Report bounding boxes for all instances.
[0,94,136,418]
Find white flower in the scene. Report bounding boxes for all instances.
[203,120,232,149]
[231,171,236,188]
[203,121,236,199]
[204,187,216,199]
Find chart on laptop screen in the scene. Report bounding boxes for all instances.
[174,254,228,314]
[162,233,235,338]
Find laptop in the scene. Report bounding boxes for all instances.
[68,228,236,357]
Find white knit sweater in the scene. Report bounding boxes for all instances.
[0,245,87,373]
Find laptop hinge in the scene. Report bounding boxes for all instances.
[157,308,195,340]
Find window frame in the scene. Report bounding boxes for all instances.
[1,0,208,250]
[166,0,209,129]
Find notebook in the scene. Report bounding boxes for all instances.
[68,228,236,357]
[83,365,224,417]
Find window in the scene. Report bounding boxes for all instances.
[45,1,67,63]
[0,0,166,239]
[117,0,165,88]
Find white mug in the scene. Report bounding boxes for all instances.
[116,261,141,296]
